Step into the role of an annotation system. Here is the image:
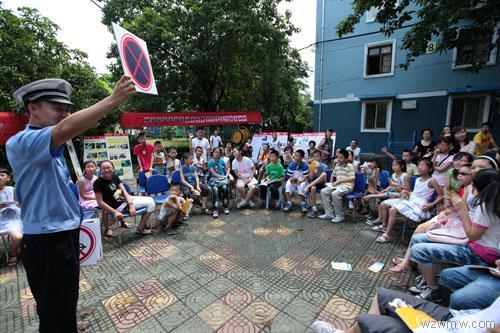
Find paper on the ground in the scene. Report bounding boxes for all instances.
[331,262,352,271]
[368,261,385,273]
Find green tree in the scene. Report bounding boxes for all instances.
[336,0,500,71]
[101,0,309,131]
[0,6,111,120]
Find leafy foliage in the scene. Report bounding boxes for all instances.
[0,5,111,122]
[336,0,500,71]
[101,0,311,131]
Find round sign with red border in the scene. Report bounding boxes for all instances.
[120,34,153,90]
[79,226,96,262]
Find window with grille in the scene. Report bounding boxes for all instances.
[454,29,496,67]
[449,96,488,130]
[366,43,393,76]
[362,101,391,132]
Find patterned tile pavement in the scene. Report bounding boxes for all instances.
[0,207,415,332]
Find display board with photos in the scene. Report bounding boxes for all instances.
[83,134,133,179]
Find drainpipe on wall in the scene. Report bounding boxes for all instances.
[318,0,326,131]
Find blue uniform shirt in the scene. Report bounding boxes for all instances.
[6,125,81,234]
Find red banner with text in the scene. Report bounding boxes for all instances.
[0,112,27,145]
[120,112,262,128]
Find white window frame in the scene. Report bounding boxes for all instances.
[364,40,396,79]
[361,99,393,133]
[446,94,491,132]
[452,26,498,69]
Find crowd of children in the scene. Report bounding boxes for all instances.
[2,126,499,332]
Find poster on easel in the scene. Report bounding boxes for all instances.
[251,132,288,162]
[292,132,335,158]
[83,134,133,180]
[104,134,133,180]
[83,136,108,165]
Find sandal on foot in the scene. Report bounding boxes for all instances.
[376,233,391,243]
[136,228,152,235]
[8,256,17,267]
[389,263,410,273]
[371,225,386,232]
[105,229,114,238]
[202,208,211,215]
[121,221,130,229]
[391,256,404,266]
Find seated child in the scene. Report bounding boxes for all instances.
[374,159,443,244]
[159,184,193,235]
[0,168,22,266]
[363,160,409,218]
[259,149,285,208]
[306,140,316,163]
[193,146,208,180]
[304,150,328,218]
[180,152,211,215]
[283,149,309,213]
[152,140,167,175]
[319,149,355,223]
[76,161,98,208]
[165,147,181,180]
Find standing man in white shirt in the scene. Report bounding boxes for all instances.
[346,139,361,162]
[210,129,223,151]
[190,129,211,161]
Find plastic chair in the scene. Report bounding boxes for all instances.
[409,175,419,191]
[378,170,390,190]
[342,172,367,219]
[326,168,333,182]
[69,183,100,219]
[265,183,283,209]
[146,175,170,204]
[171,170,181,185]
[137,172,148,195]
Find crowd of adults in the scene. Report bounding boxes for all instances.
[1,74,499,332]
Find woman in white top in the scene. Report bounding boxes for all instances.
[452,126,476,155]
[431,137,455,187]
[374,159,443,243]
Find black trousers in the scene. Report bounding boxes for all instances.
[21,229,80,333]
[259,182,281,200]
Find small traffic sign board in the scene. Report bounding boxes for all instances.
[112,23,158,95]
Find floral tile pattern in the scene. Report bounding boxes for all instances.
[1,204,413,332]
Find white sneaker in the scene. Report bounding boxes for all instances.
[331,215,345,223]
[236,200,246,209]
[319,214,334,220]
[247,200,255,208]
[312,321,344,333]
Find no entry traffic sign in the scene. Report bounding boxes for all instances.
[112,23,158,95]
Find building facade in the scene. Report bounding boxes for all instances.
[314,0,500,152]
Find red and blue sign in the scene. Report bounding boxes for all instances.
[112,23,158,95]
[120,35,153,90]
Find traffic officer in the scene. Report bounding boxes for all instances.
[6,76,135,333]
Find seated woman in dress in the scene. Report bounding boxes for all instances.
[373,159,443,243]
[94,161,155,237]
